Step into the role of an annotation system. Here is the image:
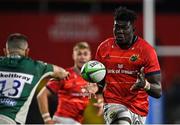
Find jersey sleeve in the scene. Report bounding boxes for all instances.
[95,41,107,63]
[46,79,64,94]
[36,61,54,80]
[95,38,112,63]
[143,47,160,76]
[95,45,102,62]
[39,61,54,75]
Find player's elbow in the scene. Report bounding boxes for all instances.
[153,89,162,99]
[154,91,162,99]
[149,92,161,99]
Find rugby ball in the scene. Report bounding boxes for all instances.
[81,60,106,83]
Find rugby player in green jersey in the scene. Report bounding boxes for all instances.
[0,33,69,124]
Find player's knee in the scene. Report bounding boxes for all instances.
[111,117,131,125]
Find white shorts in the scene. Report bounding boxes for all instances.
[103,103,146,124]
[53,115,81,125]
[0,115,16,124]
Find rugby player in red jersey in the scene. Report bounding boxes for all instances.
[37,42,98,124]
[95,6,162,124]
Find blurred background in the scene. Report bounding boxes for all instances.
[0,0,180,124]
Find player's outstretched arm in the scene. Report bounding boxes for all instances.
[92,79,105,116]
[144,73,162,98]
[52,65,69,80]
[93,94,104,116]
[37,87,55,124]
[131,67,162,98]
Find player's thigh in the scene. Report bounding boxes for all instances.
[103,103,132,124]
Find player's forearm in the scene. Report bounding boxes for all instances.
[37,95,50,114]
[37,88,52,122]
[96,79,105,94]
[145,81,162,98]
[143,73,162,98]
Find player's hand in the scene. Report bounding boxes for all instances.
[81,83,98,99]
[93,94,104,116]
[130,67,146,91]
[59,70,70,80]
[53,65,70,80]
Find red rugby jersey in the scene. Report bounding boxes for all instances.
[95,36,160,116]
[46,67,89,123]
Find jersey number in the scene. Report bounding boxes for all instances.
[0,79,24,98]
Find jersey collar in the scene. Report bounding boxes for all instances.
[113,35,138,50]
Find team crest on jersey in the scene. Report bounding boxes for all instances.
[130,54,139,62]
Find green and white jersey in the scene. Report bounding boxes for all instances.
[0,55,53,123]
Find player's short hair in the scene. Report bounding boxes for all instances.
[114,6,137,23]
[73,42,91,51]
[6,33,28,50]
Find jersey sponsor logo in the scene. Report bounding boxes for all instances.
[107,69,136,75]
[118,64,123,69]
[107,63,137,75]
[0,71,33,83]
[63,87,90,97]
[71,92,89,97]
[0,71,34,98]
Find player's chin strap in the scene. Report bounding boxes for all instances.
[42,112,52,123]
